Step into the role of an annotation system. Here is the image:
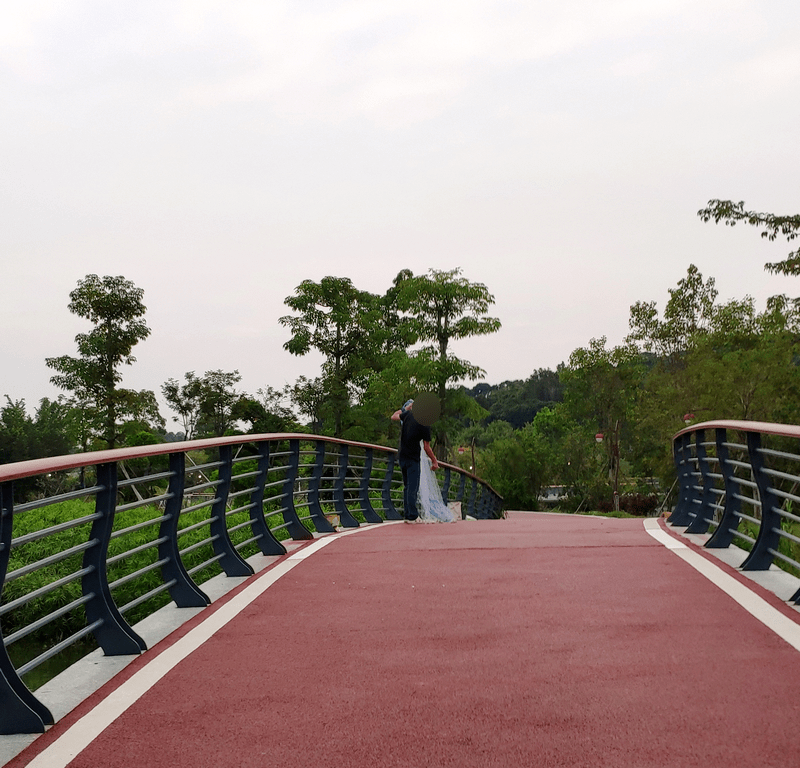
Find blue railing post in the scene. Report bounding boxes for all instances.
[741,432,782,571]
[246,441,287,555]
[209,446,253,577]
[441,467,452,503]
[333,444,360,528]
[0,481,53,734]
[670,432,697,526]
[381,453,401,520]
[706,428,742,548]
[158,452,209,607]
[358,448,383,524]
[466,478,478,518]
[686,430,715,534]
[307,440,335,533]
[281,440,313,540]
[83,462,146,655]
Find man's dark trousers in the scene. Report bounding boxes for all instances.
[399,457,421,520]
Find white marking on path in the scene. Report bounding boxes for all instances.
[643,518,800,653]
[22,525,375,768]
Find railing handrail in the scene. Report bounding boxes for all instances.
[674,420,800,442]
[0,432,500,495]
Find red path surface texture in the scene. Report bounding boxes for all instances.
[10,513,800,768]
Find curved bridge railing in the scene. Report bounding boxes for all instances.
[0,433,503,734]
[671,420,800,604]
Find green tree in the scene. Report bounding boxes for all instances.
[162,372,203,439]
[561,338,644,509]
[46,274,153,449]
[280,277,385,437]
[393,268,501,456]
[233,386,300,434]
[162,370,244,438]
[196,370,243,437]
[627,264,718,363]
[698,200,800,276]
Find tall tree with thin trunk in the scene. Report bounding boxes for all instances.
[46,274,152,449]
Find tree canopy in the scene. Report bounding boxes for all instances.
[698,199,800,276]
[46,274,155,449]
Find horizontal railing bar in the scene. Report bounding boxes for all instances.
[179,498,217,515]
[234,533,263,549]
[227,486,258,501]
[118,470,173,488]
[16,620,104,676]
[111,514,170,540]
[227,519,256,535]
[761,467,800,484]
[269,520,293,532]
[186,552,226,576]
[771,527,800,547]
[14,486,104,514]
[774,507,800,525]
[0,565,95,617]
[177,516,217,537]
[758,447,800,462]
[5,539,100,582]
[11,513,102,548]
[186,460,224,473]
[106,536,168,566]
[4,593,95,646]
[118,579,177,615]
[179,534,219,557]
[108,558,170,590]
[184,479,222,494]
[770,488,800,506]
[227,501,257,516]
[766,547,800,570]
[733,510,760,525]
[230,471,260,482]
[116,493,173,514]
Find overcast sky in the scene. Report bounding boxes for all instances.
[2,1,799,422]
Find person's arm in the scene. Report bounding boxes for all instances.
[423,440,439,470]
[391,409,402,421]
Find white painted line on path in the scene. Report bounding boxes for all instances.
[22,525,376,768]
[643,518,800,654]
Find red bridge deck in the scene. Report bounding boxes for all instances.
[7,513,800,768]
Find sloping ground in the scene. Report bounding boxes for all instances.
[8,513,800,768]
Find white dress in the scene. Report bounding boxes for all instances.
[418,441,457,523]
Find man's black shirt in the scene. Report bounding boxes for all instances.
[398,411,432,462]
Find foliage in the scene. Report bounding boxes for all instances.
[233,386,301,434]
[466,369,564,428]
[698,199,800,276]
[45,274,157,449]
[392,268,501,456]
[280,277,385,437]
[162,370,244,438]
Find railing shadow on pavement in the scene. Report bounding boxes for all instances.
[0,433,503,735]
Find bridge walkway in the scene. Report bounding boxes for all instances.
[6,513,800,768]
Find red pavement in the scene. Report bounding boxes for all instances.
[9,513,800,768]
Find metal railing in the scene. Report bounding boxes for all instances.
[0,433,503,735]
[670,420,800,603]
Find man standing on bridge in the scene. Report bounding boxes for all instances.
[391,398,439,522]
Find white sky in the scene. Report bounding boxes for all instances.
[2,0,799,420]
